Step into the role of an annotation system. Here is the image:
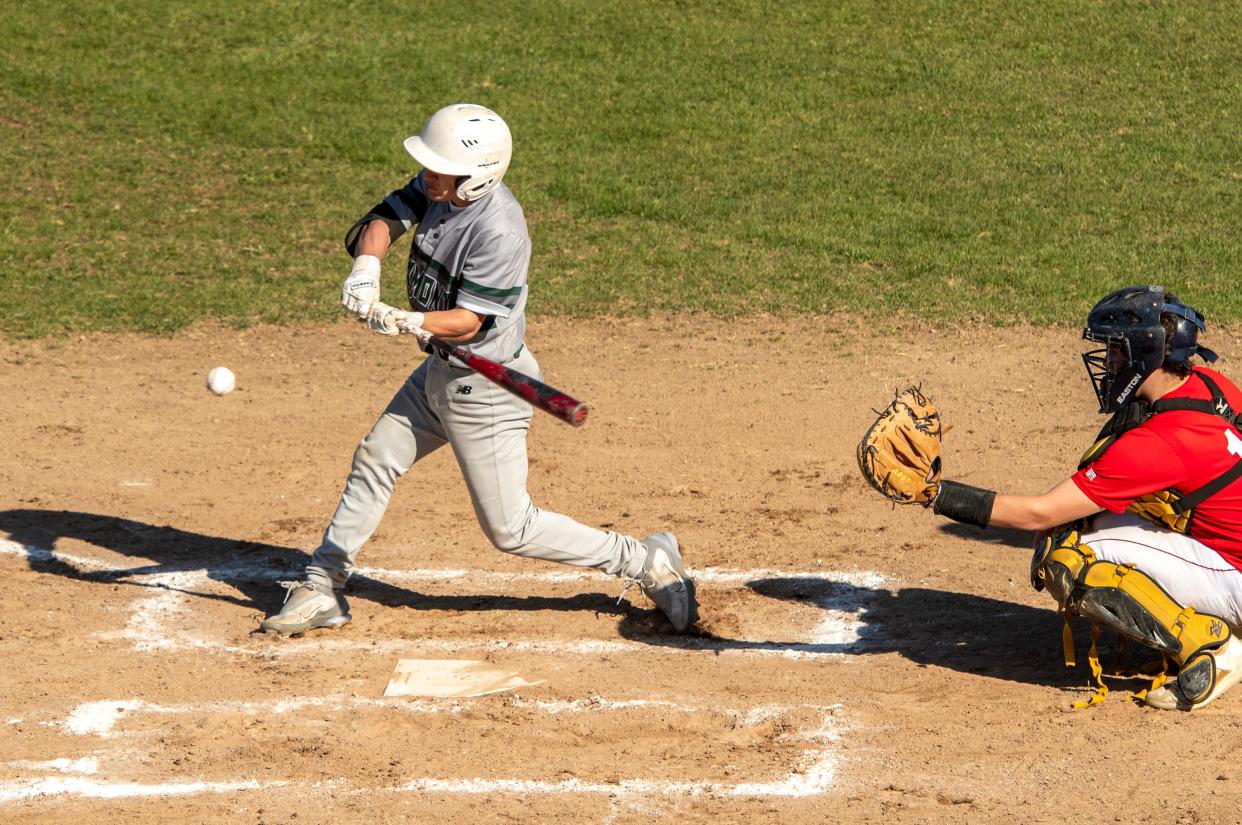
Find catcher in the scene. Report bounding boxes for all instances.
[859,285,1242,711]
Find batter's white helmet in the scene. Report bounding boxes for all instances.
[403,104,512,202]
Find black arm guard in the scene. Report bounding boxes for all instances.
[933,480,997,528]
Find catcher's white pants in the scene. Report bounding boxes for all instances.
[306,347,649,591]
[1081,512,1242,629]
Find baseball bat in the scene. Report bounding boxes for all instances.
[430,339,590,427]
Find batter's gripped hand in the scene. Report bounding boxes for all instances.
[396,311,432,346]
[364,302,404,336]
[857,386,944,506]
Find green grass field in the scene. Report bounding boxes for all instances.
[1,0,1238,337]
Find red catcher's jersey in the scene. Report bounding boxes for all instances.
[1072,367,1242,570]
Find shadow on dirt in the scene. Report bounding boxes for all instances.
[0,508,629,621]
[938,522,1036,549]
[0,507,1110,686]
[618,574,1098,689]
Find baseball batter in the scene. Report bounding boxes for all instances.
[864,286,1242,710]
[261,103,697,637]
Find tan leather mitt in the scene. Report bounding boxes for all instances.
[857,386,943,505]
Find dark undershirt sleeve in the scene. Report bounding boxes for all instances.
[343,175,430,256]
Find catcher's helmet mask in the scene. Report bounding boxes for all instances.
[1082,284,1217,413]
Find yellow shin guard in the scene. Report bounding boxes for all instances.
[1031,529,1232,708]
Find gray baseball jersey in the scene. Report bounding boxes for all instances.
[303,173,652,595]
[345,171,528,363]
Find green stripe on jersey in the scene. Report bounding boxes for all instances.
[459,290,518,310]
[460,279,524,300]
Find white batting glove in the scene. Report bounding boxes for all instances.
[397,311,433,346]
[341,254,381,317]
[364,302,404,336]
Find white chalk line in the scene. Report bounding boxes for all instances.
[396,715,839,798]
[62,695,704,737]
[0,777,269,802]
[1,538,887,659]
[2,698,842,803]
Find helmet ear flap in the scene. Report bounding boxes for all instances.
[1162,299,1213,368]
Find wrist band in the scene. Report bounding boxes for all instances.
[351,254,381,278]
[933,480,997,528]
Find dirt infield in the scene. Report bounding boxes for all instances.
[4,317,1242,824]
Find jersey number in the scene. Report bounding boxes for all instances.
[1225,428,1242,459]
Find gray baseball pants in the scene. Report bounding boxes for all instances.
[306,347,649,590]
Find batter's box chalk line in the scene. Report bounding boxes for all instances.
[0,538,887,658]
[0,697,844,803]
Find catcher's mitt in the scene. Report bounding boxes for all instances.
[857,386,943,505]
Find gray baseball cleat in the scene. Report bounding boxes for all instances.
[260,581,351,636]
[635,532,698,633]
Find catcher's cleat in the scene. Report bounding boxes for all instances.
[629,532,698,633]
[260,581,351,636]
[1143,636,1242,711]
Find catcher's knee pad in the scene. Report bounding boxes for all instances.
[1030,527,1091,606]
[1031,529,1232,705]
[1076,562,1231,704]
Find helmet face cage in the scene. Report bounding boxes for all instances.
[1081,332,1146,413]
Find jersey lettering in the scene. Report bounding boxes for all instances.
[406,261,453,313]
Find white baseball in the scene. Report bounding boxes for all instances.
[206,366,236,396]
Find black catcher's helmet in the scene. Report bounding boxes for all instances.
[1082,285,1217,413]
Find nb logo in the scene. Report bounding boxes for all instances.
[455,385,472,395]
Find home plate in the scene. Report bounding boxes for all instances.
[382,659,544,698]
